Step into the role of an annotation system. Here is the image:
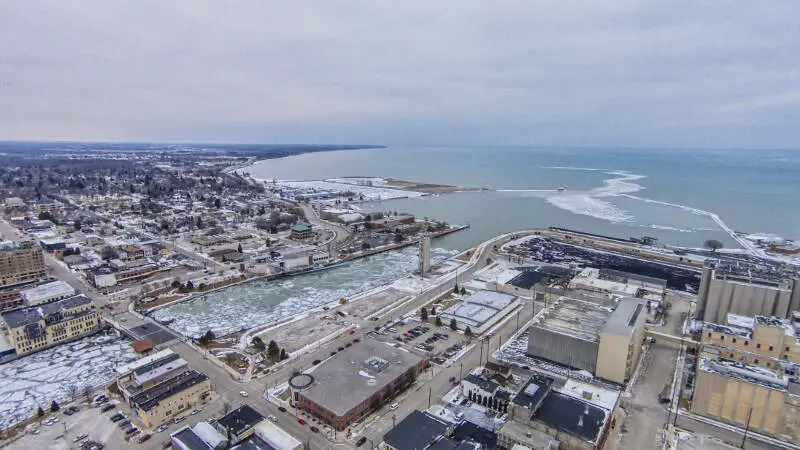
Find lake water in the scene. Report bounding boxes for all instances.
[156,146,800,337]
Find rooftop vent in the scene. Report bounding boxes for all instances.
[363,356,390,373]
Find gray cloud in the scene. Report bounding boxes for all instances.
[0,0,798,148]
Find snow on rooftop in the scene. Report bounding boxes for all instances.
[726,313,755,330]
[559,379,620,411]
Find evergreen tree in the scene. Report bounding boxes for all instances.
[49,400,60,412]
[465,327,473,337]
[252,336,266,352]
[267,340,280,361]
[420,307,428,321]
[37,406,45,417]
[449,318,458,331]
[280,349,288,360]
[435,317,443,327]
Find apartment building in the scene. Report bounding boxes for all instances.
[130,369,211,428]
[0,241,46,288]
[1,294,100,356]
[116,349,213,428]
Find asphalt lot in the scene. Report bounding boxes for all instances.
[374,318,466,363]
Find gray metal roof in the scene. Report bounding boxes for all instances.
[599,297,647,337]
[299,338,423,417]
[2,294,94,329]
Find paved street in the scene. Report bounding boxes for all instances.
[618,292,691,450]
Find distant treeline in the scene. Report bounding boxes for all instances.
[0,141,386,159]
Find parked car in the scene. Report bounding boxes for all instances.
[278,406,287,413]
[118,420,131,428]
[356,436,367,447]
[390,403,399,410]
[297,418,306,425]
[64,409,75,416]
[110,414,124,422]
[312,359,321,365]
[310,426,319,433]
[100,404,115,413]
[268,415,277,423]
[239,391,249,397]
[173,416,186,424]
[73,433,88,442]
[138,434,152,443]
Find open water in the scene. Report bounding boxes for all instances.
[156,146,800,336]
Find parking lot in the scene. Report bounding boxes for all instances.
[372,318,469,364]
[5,389,224,450]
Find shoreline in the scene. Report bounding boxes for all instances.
[143,224,470,328]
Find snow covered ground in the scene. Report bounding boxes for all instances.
[0,333,136,430]
[277,179,426,201]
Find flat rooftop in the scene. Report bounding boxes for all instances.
[133,357,188,386]
[440,290,516,328]
[218,405,265,438]
[699,356,788,391]
[20,280,76,304]
[298,338,423,417]
[115,348,176,375]
[534,297,613,343]
[599,297,646,338]
[535,392,607,444]
[171,427,213,450]
[131,370,208,412]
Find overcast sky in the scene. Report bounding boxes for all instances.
[1,1,798,148]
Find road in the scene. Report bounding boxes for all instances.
[3,226,532,449]
[299,203,353,249]
[618,292,690,450]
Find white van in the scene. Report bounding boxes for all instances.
[390,403,399,411]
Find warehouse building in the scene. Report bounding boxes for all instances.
[289,338,427,430]
[439,290,520,334]
[526,297,647,383]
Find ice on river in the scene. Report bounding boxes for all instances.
[0,333,136,430]
[153,246,459,338]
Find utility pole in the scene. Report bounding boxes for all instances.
[428,386,432,408]
[740,407,753,449]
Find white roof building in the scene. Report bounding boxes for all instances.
[21,280,76,306]
[254,420,302,450]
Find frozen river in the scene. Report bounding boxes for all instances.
[152,246,458,338]
[0,333,136,430]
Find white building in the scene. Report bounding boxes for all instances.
[21,280,76,306]
[253,421,302,450]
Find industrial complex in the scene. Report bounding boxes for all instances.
[525,296,647,384]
